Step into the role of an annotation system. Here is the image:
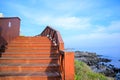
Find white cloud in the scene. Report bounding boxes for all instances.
[93,21,120,33]
[65,32,120,49]
[7,0,120,32]
[64,20,120,49]
[33,16,91,30]
[108,21,120,32]
[54,17,91,29]
[9,3,91,30]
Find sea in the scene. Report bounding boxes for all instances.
[97,52,120,68]
[73,47,120,68]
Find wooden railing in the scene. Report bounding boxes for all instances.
[41,26,74,80]
[60,51,74,80]
[41,26,64,50]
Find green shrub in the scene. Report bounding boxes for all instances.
[75,60,110,80]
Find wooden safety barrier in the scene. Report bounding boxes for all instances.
[41,26,75,80]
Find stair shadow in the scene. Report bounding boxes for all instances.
[44,42,61,80]
[0,27,8,57]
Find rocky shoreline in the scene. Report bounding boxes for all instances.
[75,51,120,79]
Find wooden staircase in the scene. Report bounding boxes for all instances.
[0,24,75,80]
[0,36,61,80]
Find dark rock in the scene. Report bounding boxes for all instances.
[99,58,111,63]
[75,51,119,78]
[116,73,120,80]
[75,51,100,66]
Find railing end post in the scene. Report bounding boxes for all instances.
[64,51,75,80]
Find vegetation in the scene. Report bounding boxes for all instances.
[75,60,114,80]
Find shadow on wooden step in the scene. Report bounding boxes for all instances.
[0,27,8,57]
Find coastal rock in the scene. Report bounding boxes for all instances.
[75,51,119,78]
[75,51,99,66]
[94,64,119,77]
[75,51,111,66]
[99,58,111,63]
[116,69,120,80]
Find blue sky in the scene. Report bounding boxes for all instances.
[0,0,120,56]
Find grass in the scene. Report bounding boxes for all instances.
[75,60,114,80]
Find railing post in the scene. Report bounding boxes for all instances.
[64,51,74,80]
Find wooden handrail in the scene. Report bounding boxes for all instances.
[41,26,64,50]
[40,26,74,80]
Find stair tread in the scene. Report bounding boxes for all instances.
[8,44,55,46]
[16,36,48,38]
[15,36,49,39]
[0,71,60,77]
[0,63,59,67]
[0,57,58,59]
[2,52,58,54]
[9,42,51,44]
[6,47,54,50]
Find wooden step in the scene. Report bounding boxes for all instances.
[5,48,57,53]
[0,72,61,80]
[15,36,48,39]
[11,37,51,42]
[0,57,59,64]
[4,50,57,53]
[1,52,59,58]
[11,40,51,43]
[13,37,49,40]
[6,47,51,50]
[12,38,50,40]
[10,42,51,44]
[7,43,54,47]
[13,37,50,42]
[7,46,56,49]
[6,46,57,49]
[0,63,59,72]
